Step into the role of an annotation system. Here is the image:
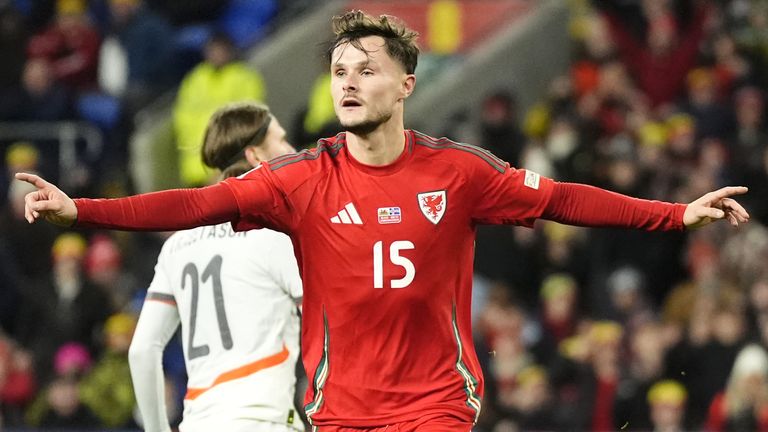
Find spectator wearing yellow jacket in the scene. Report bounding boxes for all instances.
[172,32,265,186]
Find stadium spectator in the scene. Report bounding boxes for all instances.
[706,344,768,431]
[710,32,753,97]
[24,342,99,428]
[100,0,174,108]
[647,380,688,432]
[0,334,36,427]
[672,296,748,426]
[749,277,768,343]
[544,114,591,184]
[729,86,768,222]
[731,1,768,88]
[89,0,176,173]
[26,0,101,91]
[53,342,93,379]
[613,321,670,431]
[478,289,537,408]
[605,265,653,331]
[172,32,266,186]
[14,233,112,384]
[3,141,43,197]
[570,12,614,98]
[499,365,563,431]
[0,58,73,122]
[730,87,766,170]
[0,144,59,281]
[548,321,623,431]
[682,68,734,140]
[0,3,29,96]
[84,233,138,311]
[296,72,340,149]
[538,273,580,349]
[594,0,711,108]
[587,321,623,431]
[79,312,137,428]
[539,221,588,280]
[478,90,526,169]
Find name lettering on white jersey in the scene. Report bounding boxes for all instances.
[524,170,541,190]
[330,202,363,225]
[417,190,446,225]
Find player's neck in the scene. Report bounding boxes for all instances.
[345,121,405,166]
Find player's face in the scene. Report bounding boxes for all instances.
[331,36,413,135]
[256,118,294,161]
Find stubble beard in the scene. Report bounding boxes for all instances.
[341,110,393,136]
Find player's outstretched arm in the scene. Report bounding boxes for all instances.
[541,182,749,232]
[15,172,77,227]
[683,186,750,229]
[16,172,243,232]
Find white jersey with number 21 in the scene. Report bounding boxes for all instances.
[129,222,303,432]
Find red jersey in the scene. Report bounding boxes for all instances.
[221,130,555,426]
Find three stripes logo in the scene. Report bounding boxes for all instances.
[330,203,363,225]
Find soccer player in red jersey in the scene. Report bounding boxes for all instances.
[17,10,750,432]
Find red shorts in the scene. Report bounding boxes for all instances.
[312,414,473,432]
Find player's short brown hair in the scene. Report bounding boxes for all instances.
[327,10,419,74]
[201,102,272,179]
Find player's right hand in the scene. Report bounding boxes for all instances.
[14,172,78,227]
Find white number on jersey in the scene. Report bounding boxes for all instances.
[373,240,415,289]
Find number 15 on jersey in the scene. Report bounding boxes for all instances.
[372,240,415,289]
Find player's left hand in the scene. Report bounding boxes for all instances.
[683,186,750,229]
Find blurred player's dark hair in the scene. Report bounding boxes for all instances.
[201,102,272,179]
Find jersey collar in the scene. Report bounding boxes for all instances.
[343,130,414,176]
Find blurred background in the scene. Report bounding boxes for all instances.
[0,0,767,430]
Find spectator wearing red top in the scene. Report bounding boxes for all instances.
[27,0,101,91]
[706,344,768,432]
[596,0,710,109]
[0,335,36,427]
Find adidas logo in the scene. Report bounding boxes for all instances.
[330,203,363,225]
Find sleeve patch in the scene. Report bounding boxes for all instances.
[524,170,541,190]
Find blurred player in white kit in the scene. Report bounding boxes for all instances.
[128,102,304,432]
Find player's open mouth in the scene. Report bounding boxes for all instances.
[341,99,362,107]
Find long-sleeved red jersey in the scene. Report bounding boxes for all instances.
[75,130,685,427]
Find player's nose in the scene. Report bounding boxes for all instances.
[342,75,358,92]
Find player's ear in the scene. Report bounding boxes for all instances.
[400,74,416,100]
[244,146,261,165]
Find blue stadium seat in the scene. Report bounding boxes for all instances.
[76,92,122,130]
[216,0,278,50]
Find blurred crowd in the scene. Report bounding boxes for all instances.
[466,0,768,431]
[0,0,288,193]
[1,0,768,430]
[0,0,289,429]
